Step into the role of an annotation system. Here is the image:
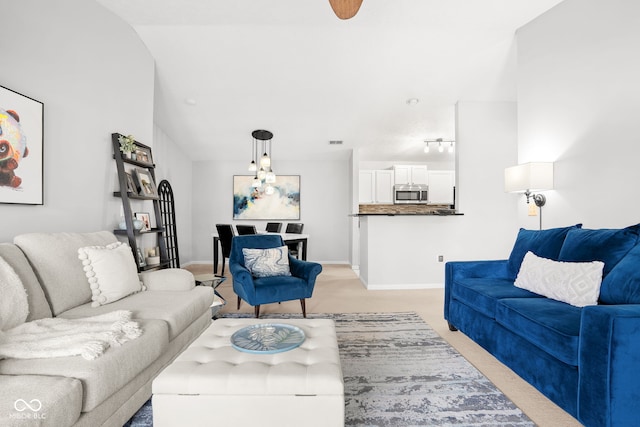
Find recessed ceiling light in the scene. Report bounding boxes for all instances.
[406,98,419,105]
[184,98,197,106]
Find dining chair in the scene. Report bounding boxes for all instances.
[229,234,322,318]
[265,222,282,233]
[215,224,235,276]
[285,223,304,259]
[236,225,257,235]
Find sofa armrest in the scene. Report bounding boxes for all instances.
[140,268,195,291]
[444,260,509,321]
[229,261,256,302]
[289,257,322,284]
[445,260,510,282]
[579,304,640,427]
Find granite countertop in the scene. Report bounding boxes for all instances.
[351,212,464,216]
[353,204,463,216]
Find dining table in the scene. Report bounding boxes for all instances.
[211,231,310,274]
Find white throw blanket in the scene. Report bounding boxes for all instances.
[0,310,142,360]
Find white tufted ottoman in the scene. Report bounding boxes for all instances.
[152,318,344,427]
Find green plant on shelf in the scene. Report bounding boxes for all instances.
[118,134,137,155]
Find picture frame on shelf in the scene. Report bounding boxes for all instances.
[136,248,146,267]
[0,85,44,205]
[135,212,151,231]
[134,169,157,198]
[134,146,153,165]
[125,172,137,194]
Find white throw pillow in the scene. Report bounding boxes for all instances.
[242,246,291,278]
[78,242,144,307]
[515,251,604,307]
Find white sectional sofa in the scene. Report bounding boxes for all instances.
[0,231,214,427]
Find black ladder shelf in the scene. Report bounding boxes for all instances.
[111,133,169,272]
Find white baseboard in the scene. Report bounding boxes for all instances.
[360,280,444,290]
[181,261,211,267]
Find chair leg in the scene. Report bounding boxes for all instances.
[221,258,226,276]
[254,305,260,318]
[237,296,241,310]
[300,299,306,318]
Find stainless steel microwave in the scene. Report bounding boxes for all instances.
[394,184,428,204]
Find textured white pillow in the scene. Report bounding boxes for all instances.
[515,251,604,307]
[78,242,144,307]
[242,246,291,278]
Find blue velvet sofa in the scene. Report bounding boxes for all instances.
[445,223,640,427]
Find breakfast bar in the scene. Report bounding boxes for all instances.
[355,206,463,290]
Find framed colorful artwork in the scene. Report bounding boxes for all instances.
[233,175,300,220]
[0,85,44,205]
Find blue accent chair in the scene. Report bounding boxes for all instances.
[229,235,322,318]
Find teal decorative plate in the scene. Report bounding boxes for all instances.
[231,323,306,354]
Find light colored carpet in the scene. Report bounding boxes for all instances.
[185,263,581,427]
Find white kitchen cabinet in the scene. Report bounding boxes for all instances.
[359,170,393,204]
[374,170,394,203]
[393,165,428,185]
[427,170,455,205]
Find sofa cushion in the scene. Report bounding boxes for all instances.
[495,298,581,366]
[0,318,168,412]
[77,242,143,307]
[0,243,52,321]
[141,268,196,291]
[0,374,83,427]
[599,242,640,304]
[14,232,118,316]
[558,224,640,276]
[59,286,214,341]
[0,254,29,330]
[515,252,604,307]
[449,277,542,319]
[507,224,582,278]
[253,275,313,302]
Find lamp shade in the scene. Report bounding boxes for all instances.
[504,162,554,193]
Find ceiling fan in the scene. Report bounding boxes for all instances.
[328,0,364,20]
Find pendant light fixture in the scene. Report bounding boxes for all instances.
[249,129,276,191]
[248,138,257,172]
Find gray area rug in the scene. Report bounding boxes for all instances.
[125,312,533,426]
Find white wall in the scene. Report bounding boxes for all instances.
[357,102,519,288]
[452,102,520,260]
[191,158,351,264]
[152,125,194,263]
[516,0,640,229]
[0,0,154,241]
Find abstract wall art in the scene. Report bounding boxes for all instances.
[233,175,300,220]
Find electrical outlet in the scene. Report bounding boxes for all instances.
[528,203,538,216]
[438,255,444,262]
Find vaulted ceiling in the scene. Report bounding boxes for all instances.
[97,0,563,162]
